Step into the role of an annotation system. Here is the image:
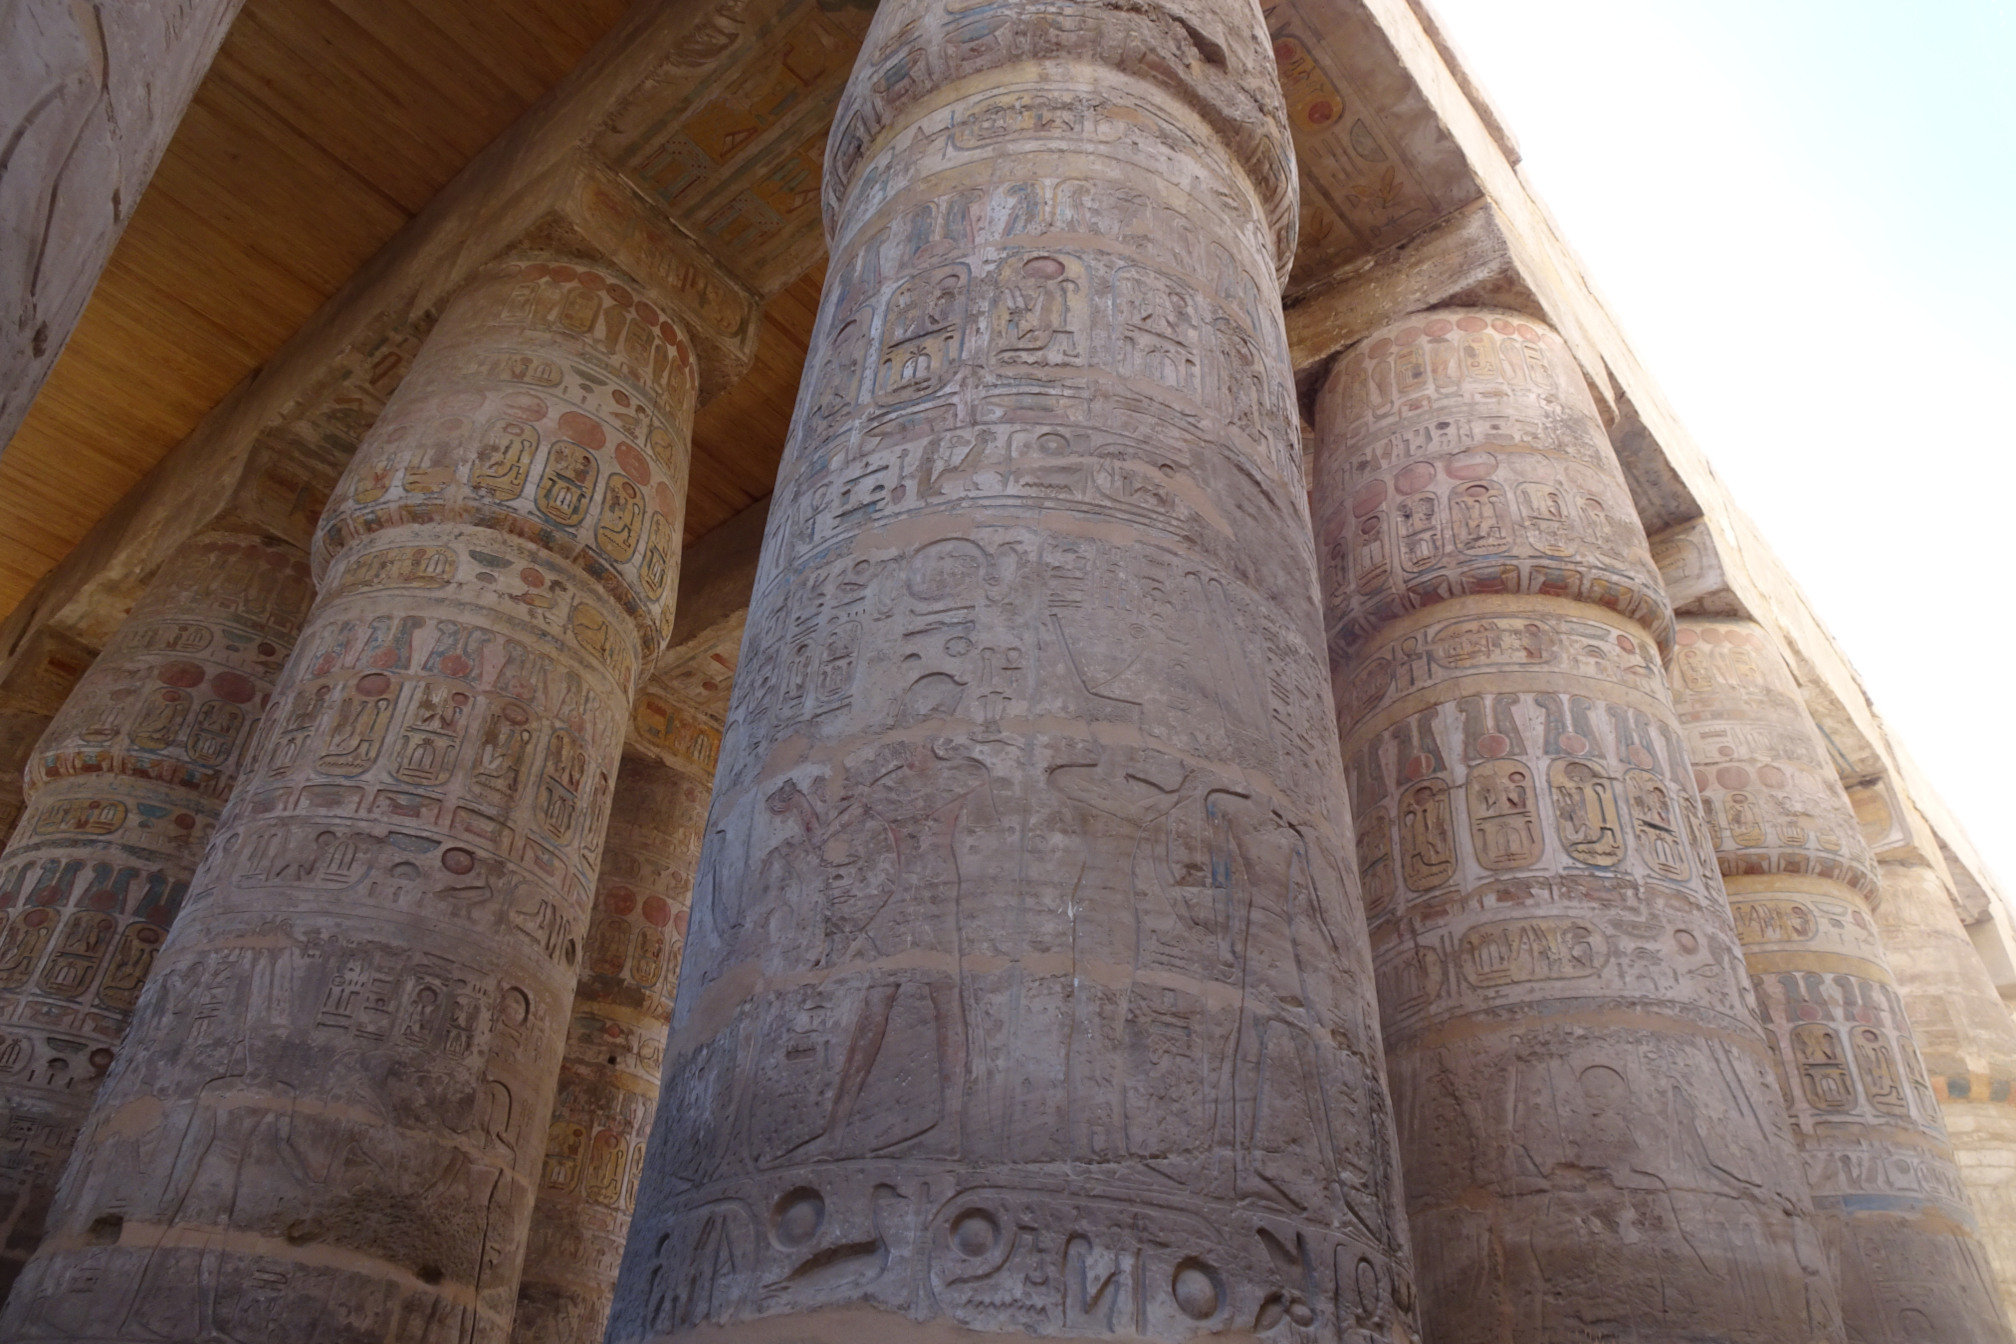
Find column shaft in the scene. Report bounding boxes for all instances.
[513,752,706,1344]
[0,532,309,1299]
[1671,617,2012,1342]
[1,257,698,1341]
[1875,856,2016,1315]
[1313,312,1839,1343]
[609,2,1416,1340]
[3,1,247,444]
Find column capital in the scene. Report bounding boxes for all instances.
[824,0,1298,277]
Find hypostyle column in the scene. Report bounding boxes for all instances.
[609,0,1418,1338]
[1313,312,1839,1343]
[0,532,308,1297]
[1874,855,2016,1315]
[1670,617,2013,1343]
[513,752,706,1344]
[3,2,247,446]
[1,255,698,1340]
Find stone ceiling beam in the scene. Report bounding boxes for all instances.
[1,2,248,451]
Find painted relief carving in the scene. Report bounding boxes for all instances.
[606,2,1412,1339]
[1316,315,1840,1344]
[1670,617,2010,1344]
[3,259,702,1341]
[0,532,310,1300]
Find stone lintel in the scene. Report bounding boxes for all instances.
[1286,199,1538,382]
[1648,518,1744,620]
[1608,392,1706,540]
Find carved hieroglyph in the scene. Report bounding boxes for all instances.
[513,751,707,1344]
[1874,857,2016,1320]
[0,257,698,1341]
[1670,617,2013,1343]
[1314,312,1841,1344]
[0,532,308,1301]
[608,0,1417,1339]
[1,1,248,446]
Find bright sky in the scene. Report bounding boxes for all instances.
[1428,0,2016,894]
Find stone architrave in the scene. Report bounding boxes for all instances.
[1670,616,2013,1343]
[1313,312,1841,1343]
[607,0,1418,1339]
[0,532,308,1299]
[1875,856,2016,1316]
[513,750,707,1344]
[0,255,699,1341]
[2,1,247,446]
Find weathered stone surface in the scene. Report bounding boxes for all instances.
[0,531,308,1302]
[0,257,698,1340]
[1,1,247,449]
[1874,857,2016,1317]
[1314,311,1840,1343]
[1671,616,2013,1343]
[606,0,1418,1338]
[513,751,707,1344]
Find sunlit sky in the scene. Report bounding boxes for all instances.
[1428,0,2016,894]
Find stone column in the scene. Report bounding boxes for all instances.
[0,531,308,1300]
[609,0,1418,1339]
[1669,616,2012,1342]
[3,2,247,446]
[1875,856,2016,1317]
[512,751,706,1344]
[1313,312,1839,1343]
[0,255,698,1341]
